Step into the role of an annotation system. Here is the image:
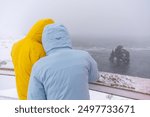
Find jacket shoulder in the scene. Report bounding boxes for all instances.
[74,49,91,58]
[11,39,25,55]
[12,39,24,48]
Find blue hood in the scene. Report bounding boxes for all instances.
[42,24,72,55]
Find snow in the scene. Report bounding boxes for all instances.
[0,36,20,68]
[0,76,18,100]
[89,90,130,100]
[0,88,130,100]
[0,89,18,100]
[0,76,16,90]
[0,39,14,60]
[0,69,14,76]
[99,72,150,95]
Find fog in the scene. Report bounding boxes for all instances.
[0,0,150,40]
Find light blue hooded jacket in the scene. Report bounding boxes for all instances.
[28,24,99,100]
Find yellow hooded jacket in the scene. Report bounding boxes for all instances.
[11,19,54,100]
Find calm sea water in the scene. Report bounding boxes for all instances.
[89,49,150,78]
[73,37,150,78]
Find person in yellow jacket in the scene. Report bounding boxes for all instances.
[11,19,54,100]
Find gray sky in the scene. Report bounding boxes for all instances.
[0,0,150,39]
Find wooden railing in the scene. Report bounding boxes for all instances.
[1,68,150,100]
[0,68,15,76]
[89,82,150,100]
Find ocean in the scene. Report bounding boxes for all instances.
[73,37,150,79]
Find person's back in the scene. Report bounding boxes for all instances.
[11,19,54,100]
[28,24,99,100]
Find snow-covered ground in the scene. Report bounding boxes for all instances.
[0,37,16,70]
[0,75,17,100]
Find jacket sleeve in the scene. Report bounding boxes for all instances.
[27,67,46,100]
[88,54,99,82]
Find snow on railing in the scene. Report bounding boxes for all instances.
[0,68,14,76]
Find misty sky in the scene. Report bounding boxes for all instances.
[0,0,150,39]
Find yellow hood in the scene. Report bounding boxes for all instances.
[26,18,54,43]
[11,18,54,99]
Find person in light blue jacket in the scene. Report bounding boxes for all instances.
[27,23,99,100]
